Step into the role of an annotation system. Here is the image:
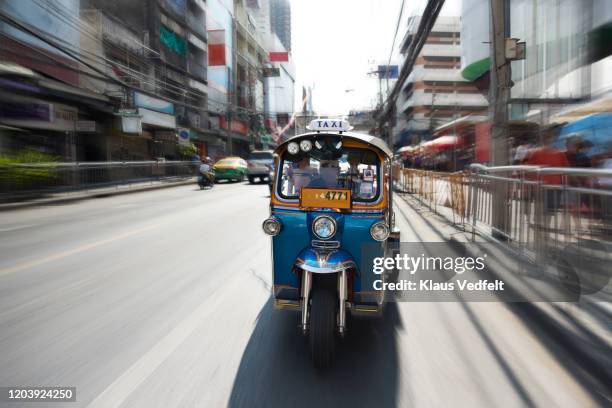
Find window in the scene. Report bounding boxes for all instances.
[278,148,380,202]
[248,152,273,160]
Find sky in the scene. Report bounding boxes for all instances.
[290,0,462,116]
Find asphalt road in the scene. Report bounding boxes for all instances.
[0,182,607,407]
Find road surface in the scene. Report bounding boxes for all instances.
[0,182,606,407]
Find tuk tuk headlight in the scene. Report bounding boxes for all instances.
[287,142,300,155]
[300,139,312,152]
[370,221,390,241]
[262,217,282,236]
[312,215,336,240]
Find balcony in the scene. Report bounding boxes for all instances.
[421,44,460,58]
[187,109,207,130]
[160,0,186,19]
[160,46,186,70]
[187,57,207,82]
[401,90,488,110]
[187,9,207,40]
[81,10,144,56]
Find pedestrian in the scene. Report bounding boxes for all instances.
[565,135,590,168]
[525,125,569,213]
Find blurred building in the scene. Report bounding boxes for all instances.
[82,0,210,160]
[0,0,212,161]
[509,0,612,123]
[269,0,291,52]
[206,0,236,158]
[393,16,488,150]
[248,0,295,145]
[348,109,377,134]
[460,0,612,161]
[1,0,296,162]
[0,0,113,161]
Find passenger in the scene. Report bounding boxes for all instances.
[289,157,315,194]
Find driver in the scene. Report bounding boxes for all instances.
[309,160,339,188]
[199,157,212,173]
[199,157,214,183]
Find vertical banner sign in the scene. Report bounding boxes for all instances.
[474,122,491,163]
[208,29,226,66]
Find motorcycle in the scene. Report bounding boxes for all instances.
[197,168,215,189]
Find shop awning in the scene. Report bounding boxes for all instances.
[397,145,416,154]
[38,78,109,102]
[423,135,462,149]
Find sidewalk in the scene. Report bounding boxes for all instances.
[396,191,612,399]
[0,177,196,211]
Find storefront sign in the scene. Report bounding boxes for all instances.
[155,130,177,142]
[219,117,248,135]
[138,107,176,129]
[269,52,289,62]
[134,92,175,114]
[76,120,97,132]
[0,100,51,122]
[178,128,190,144]
[262,67,280,77]
[0,100,77,131]
[121,116,142,134]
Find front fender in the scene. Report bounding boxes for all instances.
[295,247,357,274]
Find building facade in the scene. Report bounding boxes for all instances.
[394,16,488,149]
[1,0,295,161]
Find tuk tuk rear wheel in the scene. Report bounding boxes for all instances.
[309,289,336,369]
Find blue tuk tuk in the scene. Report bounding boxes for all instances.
[262,119,400,368]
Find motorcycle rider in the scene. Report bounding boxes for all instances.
[198,157,214,187]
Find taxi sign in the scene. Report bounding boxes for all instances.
[307,119,351,132]
[300,187,351,209]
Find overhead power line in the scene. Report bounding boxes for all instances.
[0,7,294,118]
[378,0,446,127]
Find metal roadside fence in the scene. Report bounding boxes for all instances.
[394,167,469,225]
[394,164,612,265]
[0,160,197,200]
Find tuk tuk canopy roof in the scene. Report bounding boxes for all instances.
[276,132,393,158]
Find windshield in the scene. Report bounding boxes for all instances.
[248,152,273,161]
[278,148,380,202]
[216,158,242,166]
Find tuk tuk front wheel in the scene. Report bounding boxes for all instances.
[309,289,336,369]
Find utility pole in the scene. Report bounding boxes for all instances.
[489,0,511,239]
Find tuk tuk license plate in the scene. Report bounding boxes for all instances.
[300,188,351,209]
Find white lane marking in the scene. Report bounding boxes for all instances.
[0,224,160,277]
[86,243,266,408]
[0,224,34,233]
[85,263,256,408]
